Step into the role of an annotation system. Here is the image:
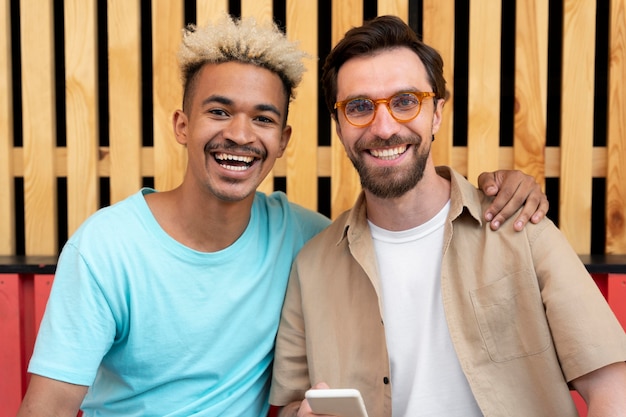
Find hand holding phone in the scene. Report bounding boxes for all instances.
[305,388,369,417]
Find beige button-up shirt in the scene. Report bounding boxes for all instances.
[270,166,626,416]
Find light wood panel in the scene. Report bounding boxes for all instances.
[466,0,502,185]
[377,0,408,20]
[241,0,272,20]
[64,0,99,236]
[423,0,455,167]
[152,1,186,192]
[0,0,14,254]
[606,0,626,253]
[330,0,363,218]
[195,0,228,26]
[286,0,319,210]
[514,0,548,190]
[560,0,596,253]
[107,0,142,204]
[20,0,57,255]
[1,1,624,256]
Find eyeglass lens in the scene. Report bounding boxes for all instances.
[344,92,422,125]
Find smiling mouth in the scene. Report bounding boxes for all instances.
[214,152,257,171]
[368,145,408,160]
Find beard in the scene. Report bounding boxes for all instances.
[347,134,429,199]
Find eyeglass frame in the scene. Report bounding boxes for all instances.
[334,91,437,127]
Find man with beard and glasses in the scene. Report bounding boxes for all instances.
[270,15,626,417]
[18,14,550,417]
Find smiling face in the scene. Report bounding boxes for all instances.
[335,47,444,199]
[174,62,291,203]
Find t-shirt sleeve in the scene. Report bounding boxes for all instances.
[28,242,116,386]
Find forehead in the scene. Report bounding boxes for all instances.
[336,47,429,99]
[191,61,288,112]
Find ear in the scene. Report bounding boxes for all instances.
[431,98,445,136]
[276,125,292,158]
[173,110,189,145]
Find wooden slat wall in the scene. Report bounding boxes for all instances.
[285,0,319,211]
[423,0,455,168]
[1,0,625,256]
[64,0,99,236]
[152,1,185,193]
[560,0,596,254]
[467,1,502,181]
[108,0,142,204]
[514,0,548,189]
[20,0,57,255]
[606,0,626,253]
[0,0,14,254]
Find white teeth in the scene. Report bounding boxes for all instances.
[214,153,255,163]
[214,153,255,171]
[369,146,407,160]
[221,164,249,171]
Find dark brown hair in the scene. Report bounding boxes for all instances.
[321,15,446,118]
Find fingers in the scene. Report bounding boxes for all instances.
[481,170,548,231]
[477,171,499,196]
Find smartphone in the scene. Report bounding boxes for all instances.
[305,388,369,417]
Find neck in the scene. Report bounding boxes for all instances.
[145,183,255,252]
[365,163,450,231]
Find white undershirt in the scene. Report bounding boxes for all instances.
[369,201,483,417]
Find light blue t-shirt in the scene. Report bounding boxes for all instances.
[28,188,330,416]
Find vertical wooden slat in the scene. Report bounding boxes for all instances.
[195,0,228,26]
[285,0,318,210]
[108,0,142,203]
[241,0,272,20]
[20,0,57,255]
[514,0,548,189]
[560,0,596,253]
[64,0,99,235]
[241,0,275,195]
[423,0,455,167]
[377,0,408,20]
[330,0,363,219]
[466,1,502,185]
[606,0,626,253]
[0,0,14,254]
[152,1,185,192]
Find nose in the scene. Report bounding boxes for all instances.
[223,115,255,145]
[368,102,402,139]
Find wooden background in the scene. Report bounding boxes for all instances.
[1,0,625,257]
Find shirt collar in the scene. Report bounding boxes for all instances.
[337,166,483,245]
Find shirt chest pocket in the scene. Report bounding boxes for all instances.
[470,270,551,362]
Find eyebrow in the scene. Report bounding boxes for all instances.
[201,95,283,118]
[341,87,421,101]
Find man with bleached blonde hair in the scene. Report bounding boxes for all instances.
[18,14,547,417]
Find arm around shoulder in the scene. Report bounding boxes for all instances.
[17,374,88,417]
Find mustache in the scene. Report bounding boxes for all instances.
[204,140,267,159]
[354,134,422,152]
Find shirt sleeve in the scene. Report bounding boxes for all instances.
[530,222,626,381]
[28,242,116,386]
[269,261,312,405]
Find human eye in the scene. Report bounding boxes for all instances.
[345,99,374,116]
[391,93,419,111]
[208,108,229,118]
[254,115,277,125]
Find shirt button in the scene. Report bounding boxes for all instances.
[383,377,389,384]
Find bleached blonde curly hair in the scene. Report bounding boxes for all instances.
[178,14,308,111]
